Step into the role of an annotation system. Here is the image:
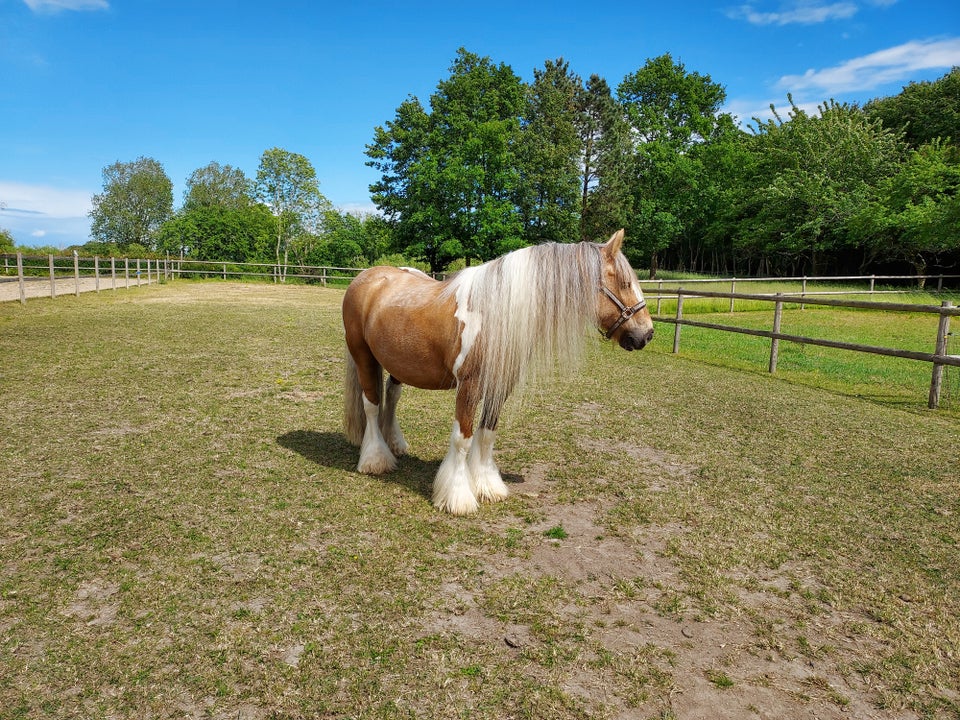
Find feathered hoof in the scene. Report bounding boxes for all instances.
[357,448,397,475]
[473,470,509,503]
[388,436,410,457]
[433,488,480,516]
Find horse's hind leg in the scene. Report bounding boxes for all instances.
[348,346,397,475]
[379,376,409,457]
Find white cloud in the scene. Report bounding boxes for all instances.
[0,181,93,247]
[728,1,858,26]
[777,37,960,94]
[0,181,92,218]
[23,0,108,12]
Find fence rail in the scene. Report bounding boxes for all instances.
[5,251,958,409]
[656,288,958,409]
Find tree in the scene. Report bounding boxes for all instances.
[366,48,526,270]
[183,162,252,210]
[746,99,905,274]
[866,68,960,149]
[0,227,14,254]
[156,203,274,262]
[517,58,583,244]
[578,74,634,242]
[254,148,328,281]
[850,139,960,281]
[89,157,173,251]
[617,54,728,275]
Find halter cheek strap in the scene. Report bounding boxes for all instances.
[593,243,647,340]
[599,284,647,339]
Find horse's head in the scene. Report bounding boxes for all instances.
[596,230,655,351]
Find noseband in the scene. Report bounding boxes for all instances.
[595,246,647,340]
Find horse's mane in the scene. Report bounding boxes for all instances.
[443,242,607,414]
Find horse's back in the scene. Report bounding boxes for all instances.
[343,266,461,389]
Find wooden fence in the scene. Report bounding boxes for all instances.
[655,288,959,409]
[2,252,162,304]
[5,251,958,409]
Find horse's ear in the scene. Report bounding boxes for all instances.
[603,229,625,256]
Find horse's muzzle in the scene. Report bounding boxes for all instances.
[619,327,654,351]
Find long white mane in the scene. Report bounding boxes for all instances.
[444,242,605,415]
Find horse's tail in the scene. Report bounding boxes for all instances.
[343,351,369,446]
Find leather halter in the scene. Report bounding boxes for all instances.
[595,246,647,339]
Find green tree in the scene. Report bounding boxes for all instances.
[578,74,634,242]
[866,68,960,148]
[89,157,173,251]
[157,203,274,262]
[254,147,327,281]
[517,58,583,244]
[617,53,728,275]
[367,48,525,270]
[746,99,904,274]
[183,162,252,210]
[0,227,14,254]
[850,139,960,281]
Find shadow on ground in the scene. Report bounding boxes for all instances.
[277,429,436,501]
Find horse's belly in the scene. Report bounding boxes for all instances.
[373,332,458,390]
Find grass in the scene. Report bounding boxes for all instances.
[2,280,959,719]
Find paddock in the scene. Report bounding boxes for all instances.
[2,281,957,719]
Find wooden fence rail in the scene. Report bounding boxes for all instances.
[657,289,959,409]
[3,252,160,304]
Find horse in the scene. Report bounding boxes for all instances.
[341,229,654,515]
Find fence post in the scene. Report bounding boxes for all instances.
[17,252,26,305]
[729,278,736,313]
[111,257,117,291]
[656,280,663,314]
[95,256,100,293]
[672,290,684,354]
[928,301,953,409]
[125,258,130,288]
[870,275,876,295]
[73,251,80,297]
[800,277,807,311]
[49,254,56,299]
[136,259,142,287]
[769,293,784,374]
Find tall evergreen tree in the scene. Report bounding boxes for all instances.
[578,74,633,242]
[517,58,583,244]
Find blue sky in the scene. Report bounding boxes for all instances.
[1,0,958,248]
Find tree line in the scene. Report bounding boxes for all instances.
[7,49,957,279]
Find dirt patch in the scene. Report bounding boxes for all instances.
[421,449,920,719]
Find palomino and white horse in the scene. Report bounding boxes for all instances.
[341,229,654,515]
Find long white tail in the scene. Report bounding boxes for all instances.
[343,352,373,446]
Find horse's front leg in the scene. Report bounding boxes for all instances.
[433,382,480,515]
[379,376,410,457]
[469,401,509,504]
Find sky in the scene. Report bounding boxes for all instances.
[1,0,959,248]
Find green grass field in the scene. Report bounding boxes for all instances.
[2,281,958,719]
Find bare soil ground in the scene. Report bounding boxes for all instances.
[0,274,154,302]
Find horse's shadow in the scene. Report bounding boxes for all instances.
[276,430,437,501]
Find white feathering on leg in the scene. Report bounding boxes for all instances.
[380,380,409,456]
[433,422,479,515]
[468,428,508,503]
[357,397,397,475]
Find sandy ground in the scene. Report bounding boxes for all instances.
[0,275,155,303]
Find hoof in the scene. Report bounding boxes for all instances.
[357,450,397,475]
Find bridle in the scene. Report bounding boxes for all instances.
[595,246,647,340]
